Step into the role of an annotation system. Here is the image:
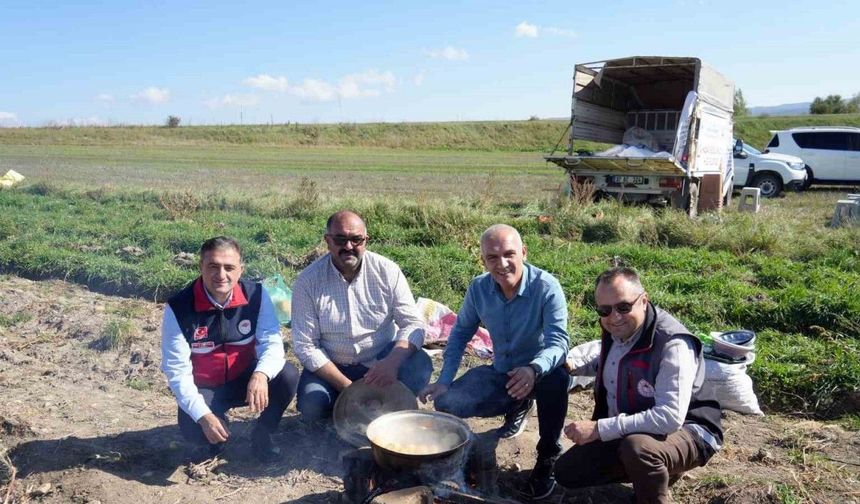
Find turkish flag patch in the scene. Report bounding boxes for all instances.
[193,326,208,341]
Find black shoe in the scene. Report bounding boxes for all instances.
[496,399,534,439]
[250,427,280,463]
[524,455,557,501]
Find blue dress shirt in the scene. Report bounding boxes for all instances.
[437,263,569,385]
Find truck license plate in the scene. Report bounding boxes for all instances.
[612,176,645,184]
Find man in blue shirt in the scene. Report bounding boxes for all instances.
[419,224,570,500]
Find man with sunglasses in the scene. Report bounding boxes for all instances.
[419,224,570,501]
[554,267,723,504]
[291,210,432,420]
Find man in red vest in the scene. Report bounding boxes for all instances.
[161,236,299,462]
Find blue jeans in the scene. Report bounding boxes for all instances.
[434,364,569,459]
[296,343,433,421]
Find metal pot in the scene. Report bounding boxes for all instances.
[365,410,472,471]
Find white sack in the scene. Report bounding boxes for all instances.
[700,355,764,415]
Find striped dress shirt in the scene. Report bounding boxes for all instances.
[291,251,425,371]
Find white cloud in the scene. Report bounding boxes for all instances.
[204,93,260,109]
[339,69,396,98]
[544,27,577,38]
[242,70,397,102]
[425,46,469,61]
[515,21,539,38]
[515,21,576,39]
[242,74,290,92]
[289,78,338,102]
[131,87,171,104]
[0,111,17,121]
[96,93,115,103]
[413,71,426,87]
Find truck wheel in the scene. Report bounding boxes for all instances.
[801,166,813,191]
[753,173,782,198]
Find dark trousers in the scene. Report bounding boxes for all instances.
[178,362,299,446]
[434,364,569,459]
[554,429,705,504]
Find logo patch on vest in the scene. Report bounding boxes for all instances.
[237,319,252,335]
[636,379,655,398]
[191,341,215,349]
[193,326,208,340]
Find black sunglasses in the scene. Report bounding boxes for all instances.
[595,292,644,317]
[327,234,368,246]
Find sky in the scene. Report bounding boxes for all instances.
[1,0,858,127]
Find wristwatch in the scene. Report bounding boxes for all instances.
[528,363,543,381]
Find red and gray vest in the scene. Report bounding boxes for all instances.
[168,278,262,388]
[592,303,723,449]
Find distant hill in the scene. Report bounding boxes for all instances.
[748,102,810,116]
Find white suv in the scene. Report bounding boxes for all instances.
[732,139,807,197]
[765,127,860,188]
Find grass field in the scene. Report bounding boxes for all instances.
[0,144,560,201]
[1,119,859,425]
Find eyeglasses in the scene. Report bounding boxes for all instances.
[327,234,368,247]
[595,292,645,317]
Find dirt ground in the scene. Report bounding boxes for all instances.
[1,275,858,504]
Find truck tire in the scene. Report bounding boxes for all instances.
[801,166,813,191]
[752,173,783,198]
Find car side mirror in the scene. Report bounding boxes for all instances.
[733,139,743,155]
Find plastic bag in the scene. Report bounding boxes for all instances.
[416,297,493,359]
[263,274,292,327]
[565,339,600,391]
[622,126,658,151]
[0,169,25,189]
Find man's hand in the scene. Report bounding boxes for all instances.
[364,356,400,388]
[418,382,449,404]
[563,420,600,445]
[198,413,230,444]
[505,366,536,401]
[365,342,411,388]
[246,371,269,413]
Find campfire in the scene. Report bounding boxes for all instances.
[333,384,520,503]
[341,435,517,504]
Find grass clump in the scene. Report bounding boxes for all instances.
[0,311,33,327]
[126,377,152,391]
[91,318,139,351]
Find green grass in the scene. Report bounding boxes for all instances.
[1,182,858,418]
[0,120,572,151]
[3,114,859,154]
[2,118,860,418]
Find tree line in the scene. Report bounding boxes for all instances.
[809,94,860,114]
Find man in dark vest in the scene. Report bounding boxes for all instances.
[161,236,299,462]
[555,267,722,504]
